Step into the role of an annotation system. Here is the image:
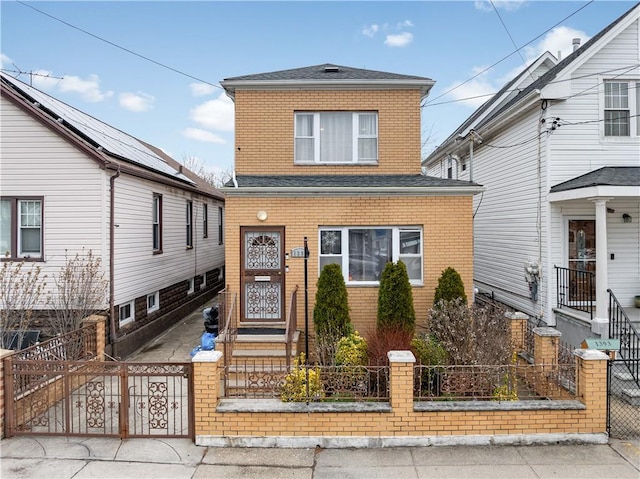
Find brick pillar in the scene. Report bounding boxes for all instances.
[574,349,608,433]
[387,350,415,413]
[533,327,561,365]
[507,312,528,352]
[82,315,106,360]
[192,350,223,440]
[0,349,14,439]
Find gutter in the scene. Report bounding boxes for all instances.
[107,163,121,345]
[222,185,485,197]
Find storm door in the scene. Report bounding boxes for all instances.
[241,227,285,322]
[567,219,596,304]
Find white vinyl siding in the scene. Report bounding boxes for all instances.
[294,112,378,164]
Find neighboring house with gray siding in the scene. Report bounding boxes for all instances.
[1,72,225,358]
[423,4,640,347]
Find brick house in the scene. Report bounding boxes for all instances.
[220,64,483,340]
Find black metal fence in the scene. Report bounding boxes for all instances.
[607,359,640,439]
[555,266,595,319]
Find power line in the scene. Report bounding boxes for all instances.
[490,0,537,84]
[16,1,222,89]
[423,0,595,107]
[422,64,640,108]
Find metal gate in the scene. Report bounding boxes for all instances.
[607,359,640,439]
[4,359,193,439]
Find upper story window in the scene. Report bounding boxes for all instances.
[1,197,43,260]
[186,200,193,248]
[152,194,162,253]
[203,203,209,239]
[604,80,639,137]
[295,112,378,164]
[218,206,224,245]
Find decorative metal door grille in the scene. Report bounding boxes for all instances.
[245,282,281,319]
[241,228,285,322]
[245,232,281,270]
[4,360,193,439]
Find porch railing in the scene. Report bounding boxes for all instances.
[608,289,639,387]
[555,266,595,319]
[285,286,299,369]
[217,287,238,368]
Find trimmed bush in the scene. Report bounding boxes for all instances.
[335,331,368,366]
[377,261,415,334]
[411,333,449,366]
[314,263,352,365]
[433,267,467,305]
[280,353,324,402]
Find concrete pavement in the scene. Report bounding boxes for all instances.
[2,299,639,478]
[1,435,638,478]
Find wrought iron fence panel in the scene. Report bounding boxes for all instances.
[5,359,192,439]
[414,363,576,401]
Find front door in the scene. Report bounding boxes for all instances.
[241,227,285,322]
[567,219,596,304]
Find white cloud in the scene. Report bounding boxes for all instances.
[182,127,227,144]
[32,71,113,103]
[475,1,525,12]
[443,73,497,109]
[525,26,589,63]
[384,32,413,47]
[189,82,217,97]
[397,20,414,28]
[362,24,379,37]
[189,92,234,132]
[0,52,13,69]
[119,92,155,112]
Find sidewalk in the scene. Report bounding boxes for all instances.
[1,435,638,479]
[2,300,639,478]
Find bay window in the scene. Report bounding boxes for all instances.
[295,112,378,164]
[319,227,422,284]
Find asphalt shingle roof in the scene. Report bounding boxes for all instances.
[550,167,640,193]
[223,64,432,82]
[225,174,480,189]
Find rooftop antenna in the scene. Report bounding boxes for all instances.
[8,64,63,86]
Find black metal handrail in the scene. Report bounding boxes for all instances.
[608,289,639,387]
[555,266,595,319]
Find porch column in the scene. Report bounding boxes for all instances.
[590,198,611,338]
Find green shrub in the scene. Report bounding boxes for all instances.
[433,267,467,305]
[280,353,324,402]
[377,261,415,334]
[314,263,352,365]
[335,331,368,366]
[411,333,448,366]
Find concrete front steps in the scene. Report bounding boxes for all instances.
[610,361,640,407]
[216,323,301,398]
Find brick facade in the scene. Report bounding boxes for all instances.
[233,89,423,176]
[225,195,473,333]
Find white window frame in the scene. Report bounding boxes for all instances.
[147,291,159,314]
[318,226,423,285]
[294,111,378,164]
[187,277,195,294]
[601,78,640,139]
[202,203,208,239]
[186,200,193,248]
[200,273,207,290]
[152,194,162,252]
[119,300,134,327]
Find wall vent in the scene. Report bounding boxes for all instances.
[324,66,339,72]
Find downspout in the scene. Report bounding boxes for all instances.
[108,164,121,345]
[468,140,474,183]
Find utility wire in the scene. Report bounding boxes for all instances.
[423,0,595,107]
[490,0,537,84]
[16,1,222,89]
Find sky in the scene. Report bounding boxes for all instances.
[1,1,637,181]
